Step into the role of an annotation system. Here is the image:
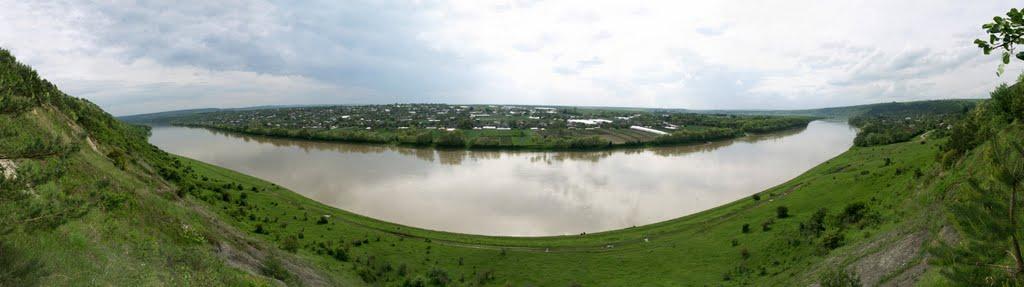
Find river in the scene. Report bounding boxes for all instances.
[148,120,856,236]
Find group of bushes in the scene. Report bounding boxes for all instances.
[797,202,880,252]
[850,100,976,147]
[729,199,880,282]
[940,81,1024,164]
[654,127,741,145]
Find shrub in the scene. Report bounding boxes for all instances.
[280,235,300,253]
[821,230,845,250]
[333,247,349,262]
[752,193,761,201]
[0,242,47,286]
[742,224,750,233]
[474,269,496,285]
[260,256,293,282]
[838,202,868,225]
[776,206,789,218]
[253,224,268,235]
[819,268,862,287]
[434,131,467,148]
[403,276,427,287]
[800,208,828,237]
[762,219,774,231]
[427,268,451,286]
[100,191,129,210]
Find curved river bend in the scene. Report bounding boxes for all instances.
[148,120,855,236]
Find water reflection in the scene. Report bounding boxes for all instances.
[203,124,807,164]
[149,120,855,236]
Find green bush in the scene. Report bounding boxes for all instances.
[819,268,862,287]
[0,242,47,286]
[821,230,845,250]
[776,206,790,218]
[259,256,293,282]
[280,235,300,253]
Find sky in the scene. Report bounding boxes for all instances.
[1,1,1022,116]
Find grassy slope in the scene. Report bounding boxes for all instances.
[0,49,355,286]
[1,109,267,285]
[2,47,968,286]
[175,131,952,286]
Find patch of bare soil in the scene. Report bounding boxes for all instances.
[188,200,335,286]
[851,230,928,286]
[0,159,17,180]
[86,137,99,153]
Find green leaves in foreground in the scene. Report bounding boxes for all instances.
[975,8,1024,76]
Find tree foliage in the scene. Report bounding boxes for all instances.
[975,8,1024,76]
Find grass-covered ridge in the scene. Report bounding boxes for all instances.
[0,47,352,286]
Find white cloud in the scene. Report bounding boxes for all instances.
[1,0,1021,114]
[418,0,1021,109]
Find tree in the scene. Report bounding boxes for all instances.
[989,137,1024,274]
[975,8,1024,76]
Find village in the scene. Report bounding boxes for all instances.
[175,104,694,135]
[168,104,814,149]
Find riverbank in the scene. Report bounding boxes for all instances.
[168,118,814,152]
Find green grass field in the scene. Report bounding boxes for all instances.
[171,132,951,286]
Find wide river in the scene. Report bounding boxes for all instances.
[148,120,856,236]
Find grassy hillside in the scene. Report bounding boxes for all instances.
[0,48,353,286]
[3,46,1021,286]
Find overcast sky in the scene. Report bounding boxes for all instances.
[1,1,1021,115]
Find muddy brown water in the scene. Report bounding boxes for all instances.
[148,120,855,236]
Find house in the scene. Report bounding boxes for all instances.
[567,119,613,125]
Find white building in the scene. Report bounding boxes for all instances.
[630,126,669,135]
[567,119,613,125]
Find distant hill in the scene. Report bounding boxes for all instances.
[119,105,340,124]
[690,99,983,118]
[118,108,222,124]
